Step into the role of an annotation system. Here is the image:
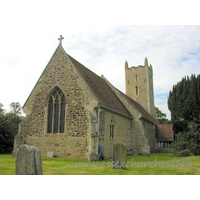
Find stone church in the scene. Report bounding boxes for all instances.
[13,35,160,160]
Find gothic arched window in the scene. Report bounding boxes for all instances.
[47,87,65,133]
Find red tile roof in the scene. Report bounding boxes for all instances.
[157,125,174,141]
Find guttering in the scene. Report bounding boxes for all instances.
[140,116,157,125]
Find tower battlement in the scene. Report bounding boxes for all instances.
[125,58,153,72]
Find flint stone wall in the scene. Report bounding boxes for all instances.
[98,109,132,159]
[14,45,97,159]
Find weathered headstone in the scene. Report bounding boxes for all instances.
[47,151,54,158]
[15,145,43,175]
[113,142,127,169]
[34,147,43,174]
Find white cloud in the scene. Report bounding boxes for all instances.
[63,25,200,119]
[1,1,200,120]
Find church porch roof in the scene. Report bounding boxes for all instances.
[157,125,174,142]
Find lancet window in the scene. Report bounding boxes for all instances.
[136,86,138,95]
[110,119,114,139]
[47,87,65,133]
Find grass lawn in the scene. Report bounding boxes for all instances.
[0,153,200,175]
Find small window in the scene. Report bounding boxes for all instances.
[135,75,138,81]
[136,86,138,95]
[110,119,114,139]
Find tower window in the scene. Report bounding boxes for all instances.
[136,86,138,95]
[47,87,65,133]
[135,75,138,81]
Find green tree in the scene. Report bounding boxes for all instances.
[155,107,171,124]
[172,122,200,156]
[168,74,200,134]
[0,112,10,153]
[10,102,22,116]
[168,74,200,155]
[0,103,4,114]
[0,102,23,153]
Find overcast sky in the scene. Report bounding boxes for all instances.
[1,1,200,120]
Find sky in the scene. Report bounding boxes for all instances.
[1,1,200,120]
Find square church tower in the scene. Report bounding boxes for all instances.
[125,58,156,117]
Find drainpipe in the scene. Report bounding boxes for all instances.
[97,103,101,137]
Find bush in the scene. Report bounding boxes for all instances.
[172,132,187,155]
[172,122,200,156]
[180,149,193,157]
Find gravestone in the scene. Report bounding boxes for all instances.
[15,145,43,175]
[113,142,127,169]
[47,151,54,158]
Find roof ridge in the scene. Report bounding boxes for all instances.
[99,76,132,118]
[66,54,132,117]
[65,53,100,104]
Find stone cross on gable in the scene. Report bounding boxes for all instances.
[58,35,64,45]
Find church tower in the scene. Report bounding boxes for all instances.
[125,58,156,117]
